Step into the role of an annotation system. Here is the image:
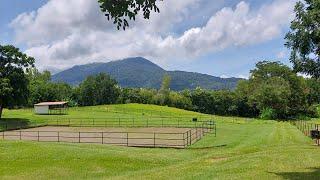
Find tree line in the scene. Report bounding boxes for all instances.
[23,61,320,120]
[1,44,319,120]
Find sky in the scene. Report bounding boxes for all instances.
[0,0,297,78]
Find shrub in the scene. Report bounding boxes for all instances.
[260,108,277,120]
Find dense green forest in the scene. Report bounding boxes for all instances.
[20,61,320,120]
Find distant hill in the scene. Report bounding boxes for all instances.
[52,57,242,90]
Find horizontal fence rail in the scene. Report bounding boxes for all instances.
[290,120,320,145]
[0,117,216,130]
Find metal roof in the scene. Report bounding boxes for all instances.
[34,101,68,106]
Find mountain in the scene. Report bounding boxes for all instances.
[52,57,242,90]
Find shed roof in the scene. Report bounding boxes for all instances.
[34,101,68,106]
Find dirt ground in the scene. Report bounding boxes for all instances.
[1,126,209,148]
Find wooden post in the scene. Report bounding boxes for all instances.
[58,132,60,142]
[38,131,40,142]
[154,133,156,148]
[79,132,81,143]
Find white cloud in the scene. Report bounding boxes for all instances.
[277,49,288,59]
[10,0,296,71]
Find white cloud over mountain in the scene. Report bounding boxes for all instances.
[10,0,296,71]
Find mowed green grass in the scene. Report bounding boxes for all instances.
[1,104,320,179]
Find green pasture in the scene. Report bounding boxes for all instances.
[0,104,320,179]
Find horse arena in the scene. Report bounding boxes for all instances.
[1,118,216,148]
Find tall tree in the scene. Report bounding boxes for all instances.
[157,74,171,105]
[285,0,320,79]
[98,0,162,30]
[27,69,73,105]
[78,73,120,106]
[0,45,35,118]
[241,61,309,119]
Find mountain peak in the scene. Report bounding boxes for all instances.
[52,57,242,90]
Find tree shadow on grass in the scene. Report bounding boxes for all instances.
[189,144,227,150]
[271,167,320,180]
[0,118,34,131]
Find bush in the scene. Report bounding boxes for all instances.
[306,105,320,118]
[260,108,277,120]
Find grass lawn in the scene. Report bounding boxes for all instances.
[1,104,320,179]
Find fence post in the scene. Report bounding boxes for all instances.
[186,130,189,146]
[58,132,60,142]
[79,132,81,143]
[127,132,129,146]
[38,131,40,142]
[183,132,185,148]
[215,124,217,137]
[189,130,192,145]
[196,128,198,141]
[154,133,156,148]
[102,132,104,144]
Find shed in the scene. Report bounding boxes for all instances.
[34,101,68,115]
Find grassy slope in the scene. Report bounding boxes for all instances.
[1,104,320,179]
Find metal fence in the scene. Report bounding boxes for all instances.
[0,119,216,148]
[290,120,320,145]
[1,126,214,148]
[0,117,215,130]
[48,117,215,128]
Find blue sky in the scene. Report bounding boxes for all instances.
[0,0,295,77]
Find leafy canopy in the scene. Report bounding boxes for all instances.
[78,73,120,106]
[237,61,308,119]
[98,0,162,30]
[0,45,34,118]
[285,0,320,78]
